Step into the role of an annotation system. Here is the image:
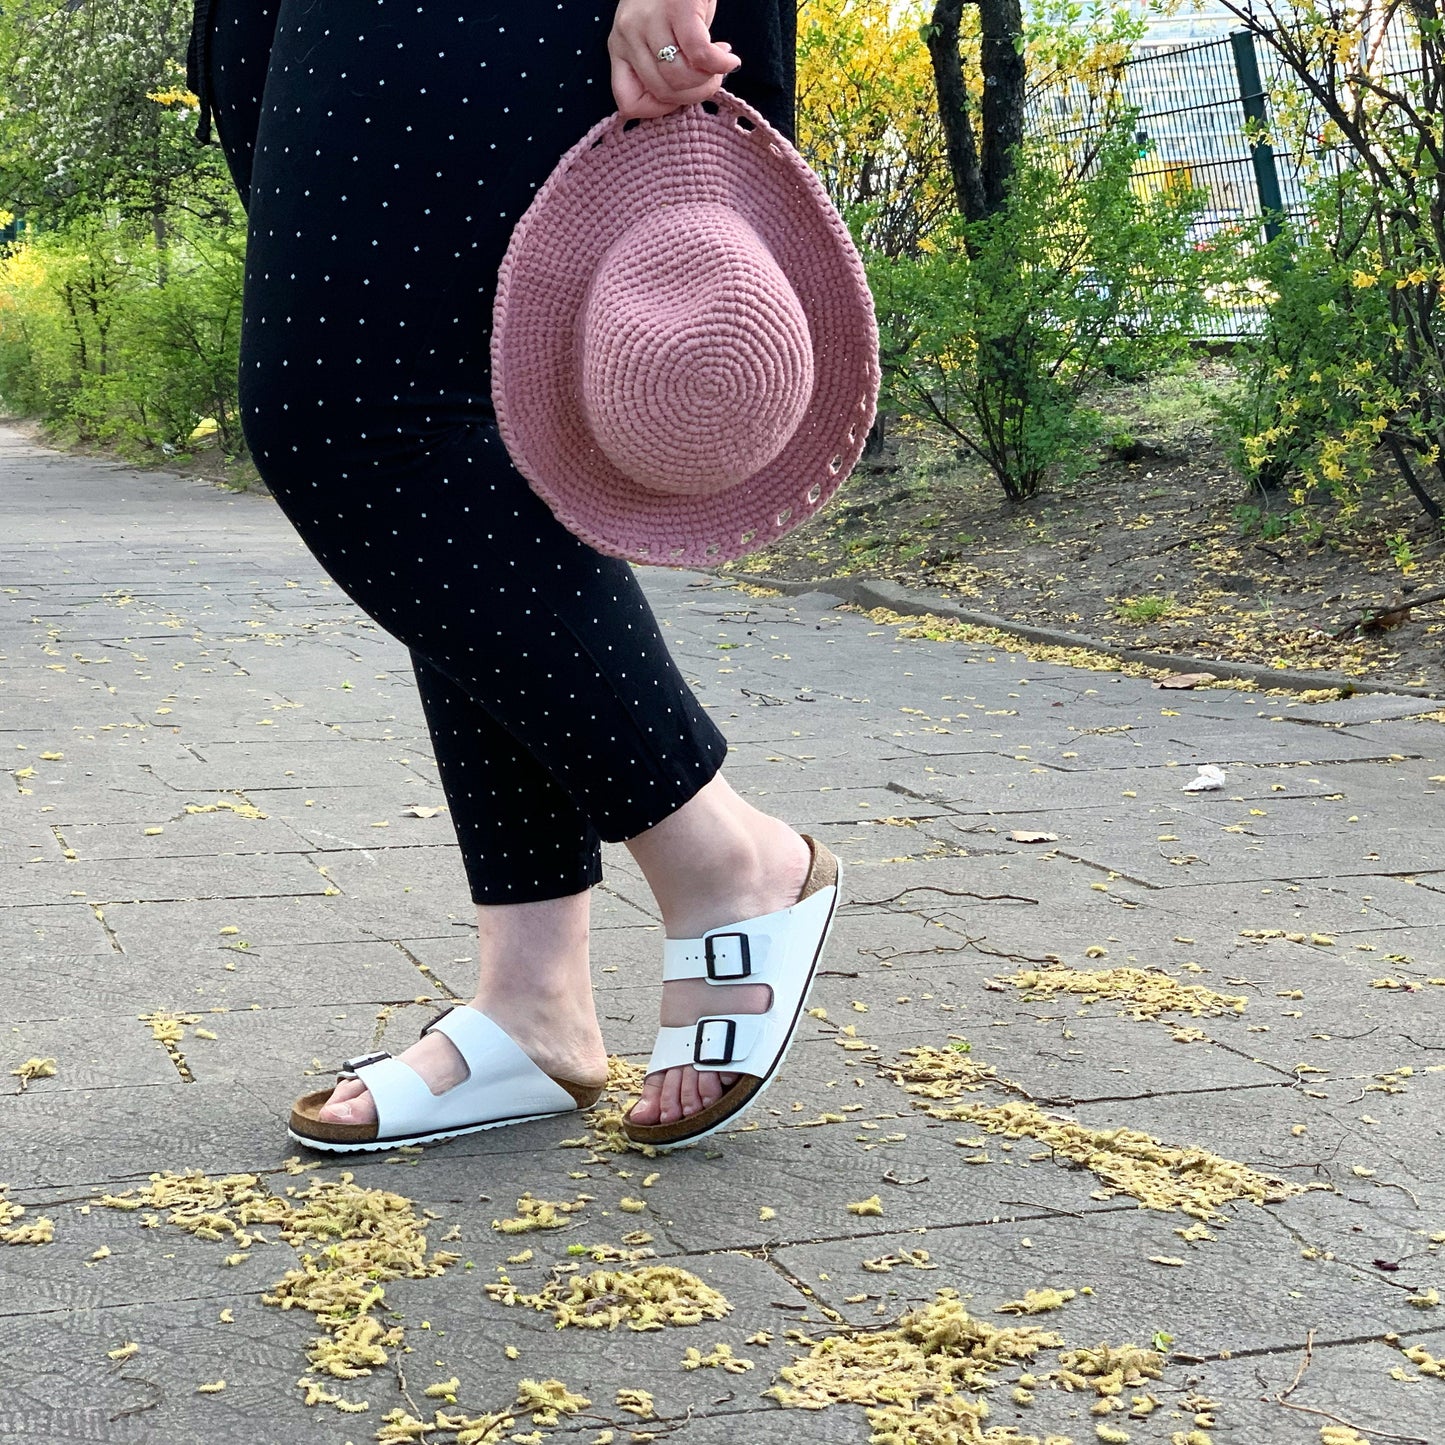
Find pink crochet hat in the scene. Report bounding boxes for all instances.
[490,90,880,568]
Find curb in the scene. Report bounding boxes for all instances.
[720,571,1445,703]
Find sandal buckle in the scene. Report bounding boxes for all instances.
[340,1050,390,1075]
[693,1017,737,1066]
[704,932,751,980]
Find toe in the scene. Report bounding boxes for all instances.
[629,1073,664,1126]
[680,1066,703,1118]
[657,1067,684,1124]
[697,1069,725,1108]
[318,1080,375,1124]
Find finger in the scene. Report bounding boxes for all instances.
[673,11,742,76]
[610,57,675,119]
[634,31,719,105]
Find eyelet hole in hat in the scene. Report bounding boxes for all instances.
[622,117,643,133]
[806,482,822,504]
[734,115,756,132]
[705,542,721,557]
[775,505,792,527]
[828,454,844,474]
[669,545,685,559]
[701,99,720,115]
[740,528,757,546]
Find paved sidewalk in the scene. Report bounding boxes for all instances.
[2,425,1443,1445]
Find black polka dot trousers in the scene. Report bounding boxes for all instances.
[200,0,795,905]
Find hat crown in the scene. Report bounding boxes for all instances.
[578,201,814,497]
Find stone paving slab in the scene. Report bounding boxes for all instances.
[4,429,1445,1442]
[4,941,439,1022]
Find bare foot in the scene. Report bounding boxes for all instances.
[626,821,813,1127]
[316,989,609,1126]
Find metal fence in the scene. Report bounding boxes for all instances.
[1027,20,1417,339]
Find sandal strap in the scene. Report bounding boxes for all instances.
[661,906,806,986]
[345,1006,579,1138]
[645,1015,766,1074]
[344,1053,449,1130]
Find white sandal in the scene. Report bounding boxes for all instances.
[622,834,842,1148]
[287,1004,602,1153]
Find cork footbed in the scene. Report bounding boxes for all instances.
[622,833,840,1148]
[288,1071,602,1147]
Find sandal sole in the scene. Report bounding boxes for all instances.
[625,853,843,1150]
[286,1108,577,1155]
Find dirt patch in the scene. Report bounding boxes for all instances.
[4,414,266,493]
[720,363,1445,692]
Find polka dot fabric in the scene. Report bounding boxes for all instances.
[199,0,798,904]
[491,91,881,569]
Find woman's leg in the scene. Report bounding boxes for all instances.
[321,886,610,1124]
[316,659,611,1124]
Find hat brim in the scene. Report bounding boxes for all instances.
[491,90,880,569]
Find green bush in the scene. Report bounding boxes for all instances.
[866,122,1213,501]
[0,215,245,454]
[1219,167,1442,537]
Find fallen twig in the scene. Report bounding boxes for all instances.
[1334,586,1445,640]
[1276,1328,1313,1402]
[1272,1399,1426,1443]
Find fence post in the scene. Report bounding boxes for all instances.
[1229,27,1286,244]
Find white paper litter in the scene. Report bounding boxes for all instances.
[1182,765,1227,793]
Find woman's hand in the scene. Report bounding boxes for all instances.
[609,0,741,119]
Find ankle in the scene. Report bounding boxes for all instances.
[657,819,808,937]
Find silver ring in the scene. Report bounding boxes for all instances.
[657,44,680,63]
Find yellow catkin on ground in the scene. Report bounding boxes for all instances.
[0,1184,55,1246]
[486,1264,731,1331]
[376,1406,514,1443]
[9,1056,57,1090]
[1319,1427,1372,1445]
[1398,1340,1445,1378]
[770,1291,1072,1445]
[1003,967,1248,1021]
[572,1056,654,1154]
[888,1044,1000,1100]
[491,1193,593,1234]
[98,1167,460,1404]
[183,797,267,820]
[138,1012,200,1044]
[889,1048,1300,1219]
[1054,1342,1165,1395]
[997,1289,1077,1316]
[615,1387,655,1418]
[681,1343,754,1373]
[514,1378,590,1426]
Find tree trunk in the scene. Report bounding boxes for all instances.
[927,0,1025,224]
[979,0,1025,215]
[152,201,170,287]
[927,0,987,224]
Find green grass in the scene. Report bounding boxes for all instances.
[1114,594,1174,623]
